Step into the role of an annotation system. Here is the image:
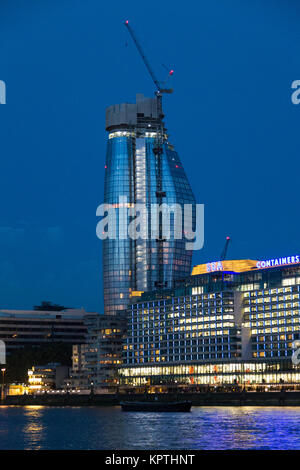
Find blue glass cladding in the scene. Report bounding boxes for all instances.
[103,136,135,315]
[103,135,196,315]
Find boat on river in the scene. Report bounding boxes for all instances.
[120,400,192,412]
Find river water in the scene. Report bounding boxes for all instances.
[0,406,299,450]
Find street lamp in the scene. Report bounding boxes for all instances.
[1,368,6,400]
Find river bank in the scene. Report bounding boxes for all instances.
[3,390,300,406]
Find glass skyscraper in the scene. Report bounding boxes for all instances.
[103,94,195,315]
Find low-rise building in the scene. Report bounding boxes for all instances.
[7,384,29,396]
[28,363,69,392]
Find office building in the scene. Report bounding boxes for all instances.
[118,255,300,388]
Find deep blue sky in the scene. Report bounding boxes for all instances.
[0,0,299,312]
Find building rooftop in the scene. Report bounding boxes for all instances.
[129,255,300,303]
[192,259,258,276]
[105,93,160,131]
[0,308,98,320]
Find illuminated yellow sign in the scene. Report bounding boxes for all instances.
[191,259,259,276]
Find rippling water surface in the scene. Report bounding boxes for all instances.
[0,406,300,450]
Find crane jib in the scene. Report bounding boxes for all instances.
[124,20,173,95]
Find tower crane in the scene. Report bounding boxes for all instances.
[124,20,173,289]
[124,20,173,96]
[220,236,231,261]
[124,20,173,120]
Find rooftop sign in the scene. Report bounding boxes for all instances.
[256,255,300,269]
[192,260,258,276]
[192,256,300,276]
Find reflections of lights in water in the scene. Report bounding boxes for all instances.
[22,406,46,450]
[0,406,300,449]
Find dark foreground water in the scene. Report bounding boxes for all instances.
[0,406,300,450]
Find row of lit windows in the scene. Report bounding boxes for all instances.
[244,296,300,305]
[244,305,300,314]
[246,315,300,323]
[244,285,299,297]
[253,351,293,358]
[120,373,300,386]
[125,338,235,349]
[131,310,234,322]
[132,304,234,314]
[126,339,237,349]
[245,318,299,326]
[125,345,240,356]
[125,353,241,364]
[130,323,235,331]
[133,293,233,309]
[119,361,294,377]
[130,317,235,328]
[132,304,234,316]
[108,131,135,139]
[250,326,297,334]
[130,313,235,323]
[127,330,231,340]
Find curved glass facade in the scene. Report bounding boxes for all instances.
[103,97,195,315]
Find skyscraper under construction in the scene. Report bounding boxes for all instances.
[103,93,195,315]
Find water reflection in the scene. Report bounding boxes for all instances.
[22,406,45,450]
[0,406,300,449]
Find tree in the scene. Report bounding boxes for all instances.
[33,301,70,312]
[5,343,73,383]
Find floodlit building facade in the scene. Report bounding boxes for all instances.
[27,363,69,392]
[118,255,300,388]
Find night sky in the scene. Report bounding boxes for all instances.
[0,0,299,312]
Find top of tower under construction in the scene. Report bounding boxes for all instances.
[105,94,164,132]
